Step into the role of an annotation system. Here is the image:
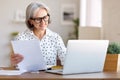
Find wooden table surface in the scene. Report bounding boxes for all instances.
[0,71,120,80]
[0,67,120,80]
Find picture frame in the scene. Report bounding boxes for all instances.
[14,10,25,22]
[61,4,76,25]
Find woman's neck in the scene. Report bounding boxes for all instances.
[33,29,46,40]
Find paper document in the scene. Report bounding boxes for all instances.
[0,70,25,75]
[11,40,47,72]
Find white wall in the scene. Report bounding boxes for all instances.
[79,27,102,39]
[103,0,120,42]
[0,0,79,67]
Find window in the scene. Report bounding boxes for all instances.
[80,0,102,27]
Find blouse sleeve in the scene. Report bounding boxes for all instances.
[56,35,67,65]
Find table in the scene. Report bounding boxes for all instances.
[0,71,120,80]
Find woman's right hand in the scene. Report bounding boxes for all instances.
[11,53,24,66]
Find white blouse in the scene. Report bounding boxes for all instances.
[14,28,66,66]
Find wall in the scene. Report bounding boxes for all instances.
[0,0,79,67]
[103,0,120,42]
[79,27,102,39]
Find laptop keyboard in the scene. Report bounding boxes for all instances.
[46,69,63,73]
[57,70,63,72]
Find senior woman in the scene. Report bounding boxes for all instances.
[11,2,66,67]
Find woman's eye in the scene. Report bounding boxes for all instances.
[35,19,41,22]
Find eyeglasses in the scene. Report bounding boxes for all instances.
[30,14,49,24]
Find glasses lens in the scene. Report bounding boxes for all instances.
[31,14,49,24]
[34,18,42,23]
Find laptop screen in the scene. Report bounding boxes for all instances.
[62,40,109,74]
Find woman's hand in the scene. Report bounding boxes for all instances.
[11,53,24,66]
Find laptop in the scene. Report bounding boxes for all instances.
[46,40,109,75]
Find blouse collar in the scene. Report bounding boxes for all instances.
[28,28,53,37]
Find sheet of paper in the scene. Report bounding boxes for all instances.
[11,40,47,72]
[0,70,25,75]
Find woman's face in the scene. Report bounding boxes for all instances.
[30,8,49,31]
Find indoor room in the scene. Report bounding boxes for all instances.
[0,0,120,79]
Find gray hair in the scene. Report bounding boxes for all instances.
[26,2,50,30]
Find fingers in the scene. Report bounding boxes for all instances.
[11,53,24,66]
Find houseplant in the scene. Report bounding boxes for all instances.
[72,18,79,39]
[69,18,79,39]
[104,42,120,72]
[10,32,18,40]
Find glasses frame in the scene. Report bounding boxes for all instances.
[30,14,50,24]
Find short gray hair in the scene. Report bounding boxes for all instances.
[26,2,50,30]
